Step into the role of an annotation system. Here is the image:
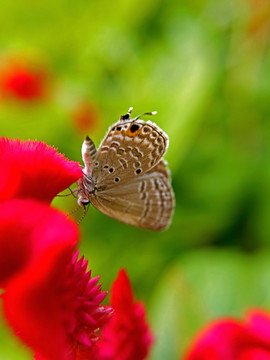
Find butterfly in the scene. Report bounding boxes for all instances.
[76,107,174,231]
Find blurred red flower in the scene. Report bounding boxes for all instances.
[184,309,270,360]
[72,101,101,134]
[0,199,112,360]
[90,269,153,360]
[0,137,82,203]
[0,60,48,101]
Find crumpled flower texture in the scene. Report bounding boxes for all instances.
[0,138,82,202]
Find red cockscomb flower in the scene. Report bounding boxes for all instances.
[0,137,152,360]
[0,199,112,360]
[184,309,270,360]
[0,138,82,203]
[0,60,48,101]
[92,269,153,360]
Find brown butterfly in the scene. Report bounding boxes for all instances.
[76,107,174,230]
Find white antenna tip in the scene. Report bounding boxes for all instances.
[128,107,133,113]
[152,111,157,115]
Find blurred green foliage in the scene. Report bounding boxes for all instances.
[1,0,270,358]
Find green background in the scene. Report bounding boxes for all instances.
[1,0,270,358]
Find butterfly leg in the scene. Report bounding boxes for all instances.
[56,187,79,198]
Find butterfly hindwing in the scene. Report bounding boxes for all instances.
[90,159,174,230]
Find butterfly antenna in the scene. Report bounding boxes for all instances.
[77,204,89,225]
[134,110,157,120]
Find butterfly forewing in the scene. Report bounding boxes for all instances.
[90,160,174,231]
[92,119,169,190]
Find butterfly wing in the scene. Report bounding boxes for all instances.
[92,119,169,190]
[89,160,174,230]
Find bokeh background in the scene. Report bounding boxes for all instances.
[1,0,270,358]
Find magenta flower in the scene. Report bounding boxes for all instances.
[0,137,82,202]
[184,309,270,360]
[0,137,152,360]
[0,199,112,360]
[0,137,113,359]
[92,269,153,360]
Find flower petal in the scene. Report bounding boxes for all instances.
[238,348,270,360]
[0,198,78,287]
[95,269,153,360]
[0,157,21,201]
[0,199,112,360]
[0,199,79,359]
[247,309,270,345]
[184,310,270,360]
[3,245,76,360]
[0,138,82,202]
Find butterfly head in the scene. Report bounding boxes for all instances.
[120,107,133,121]
[120,107,157,122]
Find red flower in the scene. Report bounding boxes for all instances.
[91,269,153,360]
[184,309,270,360]
[72,101,101,134]
[0,138,82,203]
[1,199,112,360]
[0,60,48,101]
[0,137,152,360]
